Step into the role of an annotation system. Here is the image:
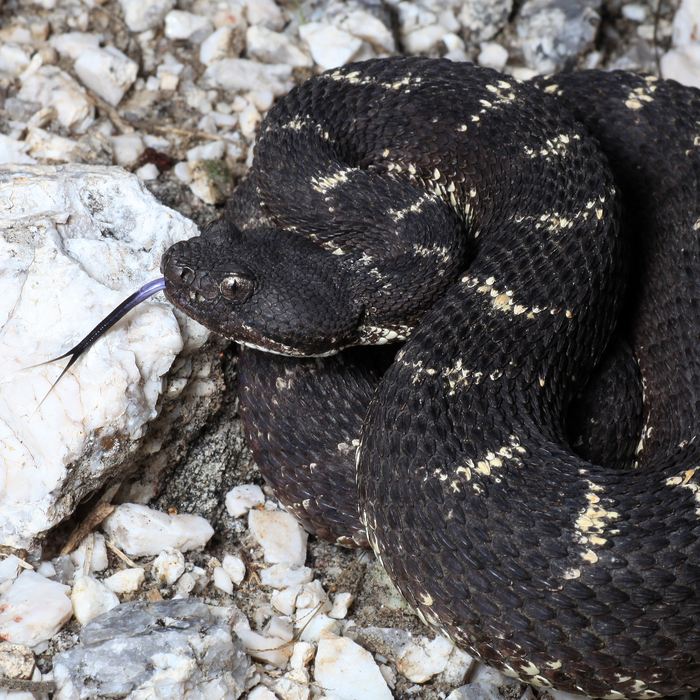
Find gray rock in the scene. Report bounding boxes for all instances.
[517,0,601,73]
[52,599,250,700]
[447,680,504,700]
[459,0,513,43]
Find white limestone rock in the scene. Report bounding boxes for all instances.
[314,632,393,700]
[110,133,145,165]
[71,575,120,624]
[0,164,206,550]
[222,554,246,585]
[661,44,700,88]
[102,504,215,557]
[246,25,312,67]
[448,682,504,700]
[202,58,293,98]
[0,134,36,164]
[50,32,102,61]
[359,627,474,684]
[328,591,353,619]
[74,46,138,107]
[70,533,109,574]
[200,26,237,66]
[226,483,265,517]
[478,42,509,71]
[152,547,186,585]
[244,0,284,29]
[259,562,314,589]
[18,66,94,133]
[0,570,72,647]
[248,509,308,566]
[164,10,213,42]
[339,8,395,54]
[458,0,512,42]
[661,0,700,87]
[0,42,32,77]
[517,0,600,73]
[103,567,145,594]
[118,0,176,32]
[298,22,363,70]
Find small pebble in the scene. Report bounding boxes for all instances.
[50,31,102,60]
[248,509,308,566]
[186,140,226,162]
[70,533,108,574]
[328,591,353,619]
[200,26,235,66]
[74,46,138,106]
[225,483,265,517]
[222,554,246,585]
[213,566,234,594]
[0,571,72,647]
[102,503,215,557]
[248,686,278,700]
[71,575,120,624]
[315,632,393,700]
[622,3,646,21]
[0,642,35,680]
[152,547,186,585]
[103,568,145,594]
[246,25,312,68]
[260,562,314,589]
[164,10,213,42]
[118,0,176,32]
[298,22,363,70]
[136,162,160,180]
[478,42,509,71]
[111,133,145,165]
[173,161,192,183]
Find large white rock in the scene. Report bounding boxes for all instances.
[0,570,72,647]
[315,632,393,700]
[102,503,215,556]
[0,164,206,550]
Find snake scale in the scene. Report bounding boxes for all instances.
[70,56,700,697]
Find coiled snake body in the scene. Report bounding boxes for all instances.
[162,58,700,698]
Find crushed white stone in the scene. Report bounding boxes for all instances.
[103,568,145,594]
[248,509,308,566]
[222,554,246,585]
[298,22,363,70]
[102,504,215,557]
[71,575,121,624]
[315,631,393,700]
[151,547,186,585]
[74,46,138,106]
[260,562,314,589]
[70,533,109,574]
[0,571,72,647]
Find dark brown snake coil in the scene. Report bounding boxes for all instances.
[161,57,700,698]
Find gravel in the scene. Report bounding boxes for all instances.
[0,0,694,698]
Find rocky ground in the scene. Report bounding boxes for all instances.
[1,0,699,698]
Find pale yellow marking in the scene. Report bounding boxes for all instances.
[311,169,351,193]
[419,593,434,606]
[581,549,599,563]
[665,468,700,514]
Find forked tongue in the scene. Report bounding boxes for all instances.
[35,278,166,407]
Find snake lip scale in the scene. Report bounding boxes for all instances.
[61,57,700,698]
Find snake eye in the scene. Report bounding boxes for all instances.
[220,274,253,301]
